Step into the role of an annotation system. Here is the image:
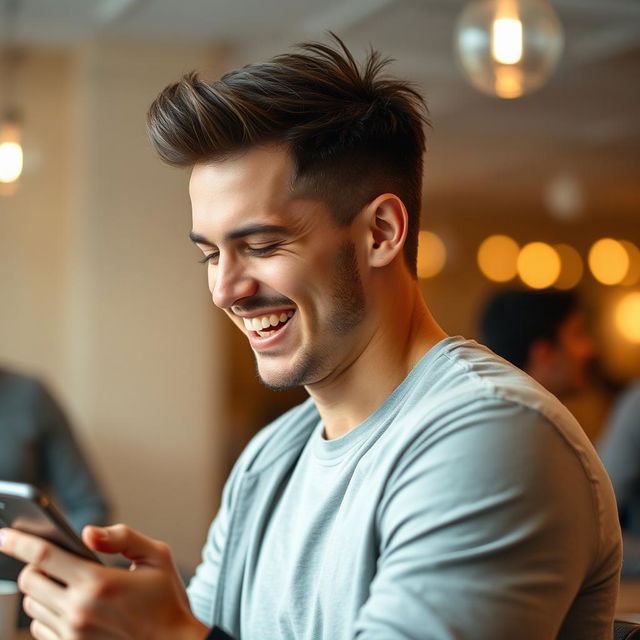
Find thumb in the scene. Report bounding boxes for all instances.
[82,524,173,568]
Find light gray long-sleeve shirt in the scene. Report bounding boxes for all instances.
[188,337,621,639]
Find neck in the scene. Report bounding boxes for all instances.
[306,277,447,440]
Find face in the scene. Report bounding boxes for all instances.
[189,146,368,390]
[543,311,596,397]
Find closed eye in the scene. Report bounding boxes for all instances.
[246,243,280,256]
[198,242,280,265]
[199,251,219,264]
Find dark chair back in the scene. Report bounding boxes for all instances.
[615,620,640,640]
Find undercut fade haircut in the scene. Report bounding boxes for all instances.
[147,34,429,276]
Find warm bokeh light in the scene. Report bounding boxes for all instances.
[553,243,583,289]
[517,241,561,289]
[0,141,23,183]
[620,240,640,287]
[494,66,524,98]
[615,292,640,343]
[589,238,630,285]
[492,18,523,64]
[477,234,519,282]
[0,120,23,184]
[454,0,564,100]
[417,231,447,279]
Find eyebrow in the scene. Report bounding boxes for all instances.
[189,224,289,246]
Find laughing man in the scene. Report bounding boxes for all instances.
[0,36,621,640]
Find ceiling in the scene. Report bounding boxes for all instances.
[5,0,640,223]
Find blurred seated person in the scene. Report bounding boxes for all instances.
[0,366,110,598]
[598,381,640,576]
[479,289,596,401]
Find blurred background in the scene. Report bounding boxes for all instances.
[0,0,638,573]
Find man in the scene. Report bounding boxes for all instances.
[0,37,621,639]
[479,289,596,400]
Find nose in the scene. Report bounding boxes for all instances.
[210,255,258,309]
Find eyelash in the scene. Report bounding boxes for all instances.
[198,243,280,264]
[199,252,219,264]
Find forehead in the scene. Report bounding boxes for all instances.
[189,146,296,233]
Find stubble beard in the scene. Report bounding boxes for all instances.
[257,240,366,390]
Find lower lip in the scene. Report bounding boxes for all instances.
[246,314,295,351]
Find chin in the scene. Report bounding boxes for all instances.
[255,361,300,391]
[257,370,303,391]
[255,351,325,391]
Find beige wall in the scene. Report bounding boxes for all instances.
[0,49,74,377]
[0,41,230,571]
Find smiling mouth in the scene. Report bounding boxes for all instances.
[242,310,295,338]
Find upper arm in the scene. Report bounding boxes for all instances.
[354,401,599,639]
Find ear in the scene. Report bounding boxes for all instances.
[363,193,408,268]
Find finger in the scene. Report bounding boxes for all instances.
[1,528,89,584]
[19,565,66,615]
[83,524,173,568]
[24,595,64,637]
[30,618,59,640]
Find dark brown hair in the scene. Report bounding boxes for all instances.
[147,35,429,276]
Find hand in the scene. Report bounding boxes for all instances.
[0,524,210,640]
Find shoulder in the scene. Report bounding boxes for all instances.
[381,337,614,527]
[0,367,50,409]
[375,354,620,575]
[0,367,40,391]
[397,337,586,452]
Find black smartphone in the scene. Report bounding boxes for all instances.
[0,480,102,563]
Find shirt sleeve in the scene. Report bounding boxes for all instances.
[353,399,612,640]
[187,476,234,626]
[36,382,110,531]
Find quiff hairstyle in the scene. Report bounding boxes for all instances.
[147,35,428,276]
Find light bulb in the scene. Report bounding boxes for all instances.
[454,0,564,99]
[492,18,523,64]
[0,119,23,184]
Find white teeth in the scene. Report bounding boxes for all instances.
[242,310,296,334]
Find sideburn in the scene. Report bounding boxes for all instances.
[329,241,366,334]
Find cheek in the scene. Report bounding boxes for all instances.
[260,258,318,299]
